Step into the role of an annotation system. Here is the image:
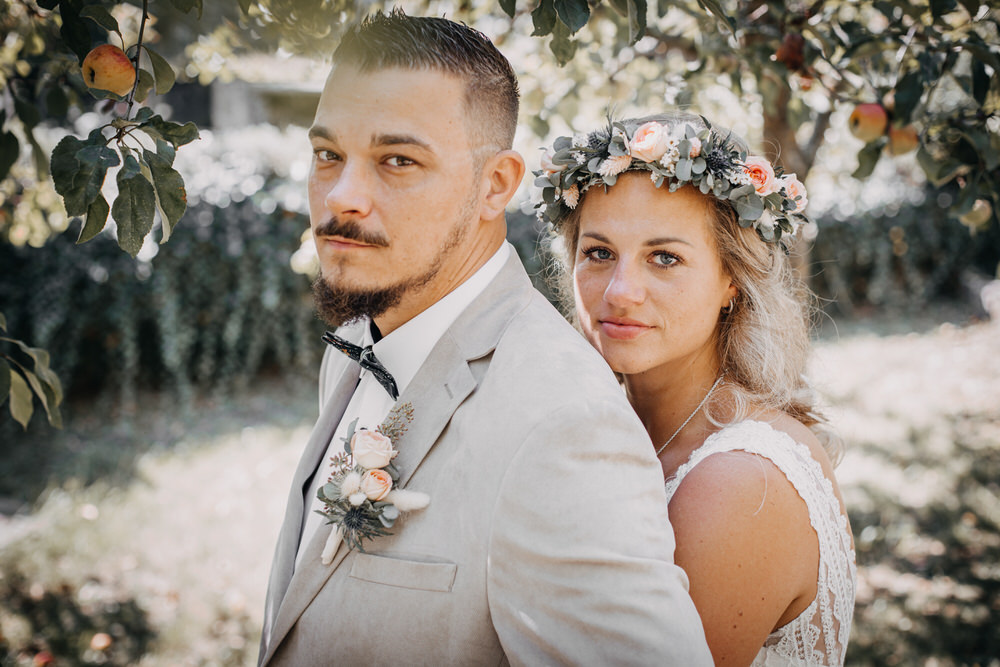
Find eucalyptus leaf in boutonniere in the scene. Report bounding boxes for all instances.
[316,403,429,565]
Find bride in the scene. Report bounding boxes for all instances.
[536,112,856,666]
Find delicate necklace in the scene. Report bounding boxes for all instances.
[655,375,724,457]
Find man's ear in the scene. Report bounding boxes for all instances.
[479,150,526,221]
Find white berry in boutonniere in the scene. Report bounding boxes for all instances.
[316,403,429,565]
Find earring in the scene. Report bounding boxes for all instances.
[722,296,736,314]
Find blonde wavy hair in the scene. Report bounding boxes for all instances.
[547,112,843,464]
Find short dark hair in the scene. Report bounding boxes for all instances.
[333,9,520,151]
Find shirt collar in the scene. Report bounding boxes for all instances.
[361,242,511,396]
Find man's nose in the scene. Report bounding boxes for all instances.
[324,161,374,219]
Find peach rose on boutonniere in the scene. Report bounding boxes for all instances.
[361,469,393,501]
[351,429,397,469]
[629,122,672,163]
[744,156,778,195]
[779,174,808,212]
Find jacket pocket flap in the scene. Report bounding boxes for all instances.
[349,553,457,592]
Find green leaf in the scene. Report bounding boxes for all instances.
[0,312,6,330]
[549,23,578,65]
[893,70,923,125]
[929,0,957,20]
[532,0,557,36]
[626,0,648,45]
[8,369,33,429]
[139,115,200,148]
[80,6,121,35]
[0,130,18,181]
[14,96,41,130]
[50,135,85,209]
[79,194,110,244]
[45,85,69,118]
[112,156,156,257]
[58,0,93,62]
[54,140,117,217]
[144,47,177,95]
[734,193,765,221]
[15,364,57,427]
[852,142,881,180]
[143,149,187,242]
[696,0,735,36]
[972,60,989,106]
[554,0,590,33]
[0,359,9,406]
[499,0,516,18]
[134,68,155,103]
[168,0,203,18]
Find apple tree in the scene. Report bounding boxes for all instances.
[493,0,999,234]
[1,0,200,427]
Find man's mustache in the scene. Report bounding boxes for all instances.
[314,218,390,248]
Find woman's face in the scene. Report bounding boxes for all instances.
[573,174,737,377]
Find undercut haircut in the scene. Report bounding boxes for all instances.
[332,9,520,153]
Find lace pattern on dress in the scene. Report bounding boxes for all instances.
[664,420,857,666]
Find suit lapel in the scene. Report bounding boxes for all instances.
[260,328,362,664]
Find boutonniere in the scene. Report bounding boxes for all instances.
[316,403,429,565]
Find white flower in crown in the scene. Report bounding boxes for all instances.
[562,183,580,208]
[687,136,702,158]
[599,154,632,178]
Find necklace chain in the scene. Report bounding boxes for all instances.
[655,375,724,457]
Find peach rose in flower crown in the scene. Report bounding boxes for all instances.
[629,122,672,163]
[540,148,565,174]
[779,174,808,212]
[743,156,778,195]
[360,469,393,501]
[352,429,397,469]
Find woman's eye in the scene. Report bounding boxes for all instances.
[652,252,678,267]
[584,247,613,261]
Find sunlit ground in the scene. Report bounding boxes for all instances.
[1,312,998,665]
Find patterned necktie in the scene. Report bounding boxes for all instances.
[322,332,399,400]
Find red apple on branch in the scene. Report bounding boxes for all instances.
[848,103,889,143]
[81,44,136,96]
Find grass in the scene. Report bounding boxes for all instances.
[1,315,999,666]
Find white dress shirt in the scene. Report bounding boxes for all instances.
[296,242,512,567]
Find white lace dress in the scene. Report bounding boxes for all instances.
[664,420,857,666]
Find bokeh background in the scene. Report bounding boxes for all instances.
[2,1,999,665]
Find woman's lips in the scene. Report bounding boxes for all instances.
[599,318,653,340]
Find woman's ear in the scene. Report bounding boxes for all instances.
[479,150,526,221]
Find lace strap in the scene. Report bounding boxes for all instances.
[664,420,856,666]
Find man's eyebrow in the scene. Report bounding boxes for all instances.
[373,133,433,152]
[308,126,334,142]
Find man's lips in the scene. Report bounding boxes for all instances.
[319,235,379,250]
[599,317,653,340]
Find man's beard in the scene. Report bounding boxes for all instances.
[311,211,471,328]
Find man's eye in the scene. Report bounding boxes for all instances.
[314,149,341,162]
[385,156,416,167]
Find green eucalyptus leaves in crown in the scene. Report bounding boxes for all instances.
[533,117,811,246]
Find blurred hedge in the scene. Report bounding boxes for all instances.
[811,188,1000,318]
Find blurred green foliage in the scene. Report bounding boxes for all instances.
[846,411,1000,665]
[812,186,1000,317]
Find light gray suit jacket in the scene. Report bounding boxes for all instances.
[259,253,711,666]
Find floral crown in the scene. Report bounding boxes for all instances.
[532,117,810,245]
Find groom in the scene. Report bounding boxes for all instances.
[259,10,711,666]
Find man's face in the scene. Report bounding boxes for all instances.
[307,65,484,328]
